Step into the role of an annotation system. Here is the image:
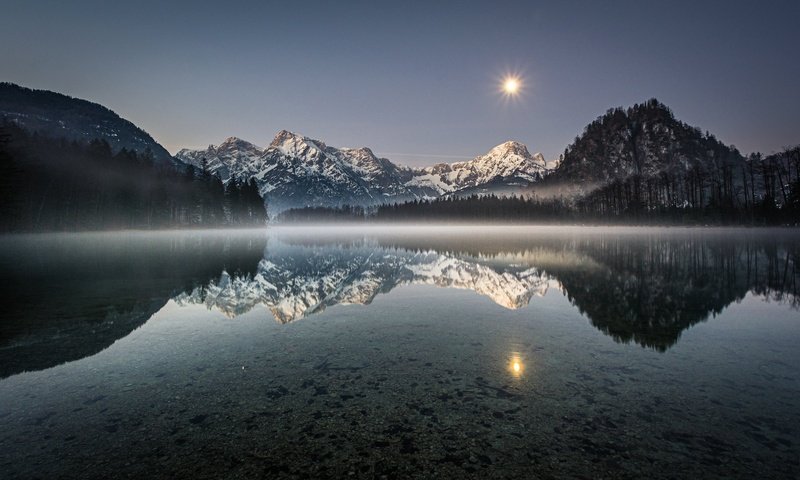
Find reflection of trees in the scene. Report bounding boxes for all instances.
[0,232,266,378]
[355,230,799,351]
[548,235,800,351]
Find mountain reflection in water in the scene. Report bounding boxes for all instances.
[0,227,798,379]
[175,227,799,352]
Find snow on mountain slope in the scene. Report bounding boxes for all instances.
[407,141,547,196]
[175,137,266,183]
[177,130,424,214]
[174,131,550,214]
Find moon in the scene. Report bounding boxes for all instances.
[503,77,520,95]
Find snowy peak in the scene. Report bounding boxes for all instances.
[175,136,265,183]
[176,136,262,161]
[269,129,295,147]
[408,140,548,196]
[488,140,531,157]
[478,141,546,170]
[219,136,261,151]
[269,129,327,157]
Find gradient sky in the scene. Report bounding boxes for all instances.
[2,0,798,166]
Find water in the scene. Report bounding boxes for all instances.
[0,226,798,479]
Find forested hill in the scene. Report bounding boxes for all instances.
[541,99,799,219]
[551,99,743,187]
[0,83,174,165]
[0,123,266,232]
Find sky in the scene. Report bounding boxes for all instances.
[1,0,798,166]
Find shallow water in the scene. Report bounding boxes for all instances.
[0,226,798,479]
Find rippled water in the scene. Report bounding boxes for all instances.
[0,226,798,479]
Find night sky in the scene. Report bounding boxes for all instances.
[2,0,798,165]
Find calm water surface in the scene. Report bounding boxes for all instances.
[0,226,798,479]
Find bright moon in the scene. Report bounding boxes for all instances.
[503,77,520,94]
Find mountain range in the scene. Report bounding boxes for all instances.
[2,83,796,221]
[175,131,550,215]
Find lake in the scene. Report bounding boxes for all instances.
[0,226,798,479]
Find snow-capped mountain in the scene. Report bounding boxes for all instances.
[177,130,422,214]
[408,141,547,196]
[175,131,550,215]
[173,242,552,323]
[174,137,266,183]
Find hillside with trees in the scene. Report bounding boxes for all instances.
[544,99,799,222]
[0,83,174,164]
[0,122,266,231]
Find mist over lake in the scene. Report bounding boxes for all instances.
[0,226,797,478]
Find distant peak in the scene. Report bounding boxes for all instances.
[487,141,533,159]
[219,136,257,149]
[342,146,376,157]
[270,129,303,147]
[269,129,328,154]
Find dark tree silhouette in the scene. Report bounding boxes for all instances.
[0,122,267,231]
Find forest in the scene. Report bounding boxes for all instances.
[0,123,266,231]
[277,170,800,225]
[547,100,800,223]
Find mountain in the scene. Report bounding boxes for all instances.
[0,82,174,165]
[410,141,547,197]
[174,136,266,183]
[506,97,800,223]
[8,82,787,223]
[548,99,743,187]
[178,130,420,214]
[175,131,549,214]
[0,82,267,232]
[540,99,750,210]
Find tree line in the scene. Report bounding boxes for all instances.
[0,122,266,231]
[574,146,800,224]
[276,185,799,225]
